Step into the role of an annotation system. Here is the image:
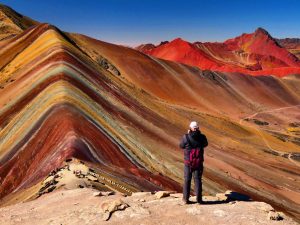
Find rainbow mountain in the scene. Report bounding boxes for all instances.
[0,4,300,220]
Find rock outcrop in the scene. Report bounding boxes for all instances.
[0,188,297,225]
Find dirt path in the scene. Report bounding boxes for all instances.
[238,104,300,167]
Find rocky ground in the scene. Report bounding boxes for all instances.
[0,188,297,225]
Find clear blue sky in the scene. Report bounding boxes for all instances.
[1,0,300,46]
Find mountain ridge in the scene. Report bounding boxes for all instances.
[137,28,300,77]
[0,4,38,41]
[276,38,300,59]
[0,4,300,222]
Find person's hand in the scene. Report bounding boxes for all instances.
[187,129,191,133]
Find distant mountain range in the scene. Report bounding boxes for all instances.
[137,28,300,77]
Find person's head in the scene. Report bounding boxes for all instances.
[189,121,199,132]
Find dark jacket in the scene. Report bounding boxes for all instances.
[179,130,208,161]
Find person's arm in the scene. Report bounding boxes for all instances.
[179,135,187,149]
[201,134,208,148]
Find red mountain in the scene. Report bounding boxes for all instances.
[276,38,300,59]
[137,28,300,77]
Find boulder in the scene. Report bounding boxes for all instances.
[100,198,129,221]
[97,57,121,76]
[86,175,98,181]
[155,191,171,199]
[268,211,284,221]
[93,191,101,197]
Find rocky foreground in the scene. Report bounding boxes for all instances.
[0,188,297,225]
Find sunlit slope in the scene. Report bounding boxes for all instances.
[71,33,300,115]
[0,24,183,203]
[138,28,300,77]
[69,33,300,217]
[0,4,37,41]
[0,22,299,219]
[277,38,300,60]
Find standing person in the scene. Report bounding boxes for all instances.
[179,121,208,204]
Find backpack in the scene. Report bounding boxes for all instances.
[184,134,203,172]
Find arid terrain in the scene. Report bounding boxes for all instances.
[0,3,300,223]
[137,28,300,77]
[0,187,297,225]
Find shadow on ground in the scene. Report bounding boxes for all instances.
[191,192,251,205]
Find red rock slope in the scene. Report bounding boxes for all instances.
[138,28,300,77]
[277,38,300,59]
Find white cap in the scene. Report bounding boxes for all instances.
[189,121,199,129]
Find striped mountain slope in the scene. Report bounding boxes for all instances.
[0,6,300,220]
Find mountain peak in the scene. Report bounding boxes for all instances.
[138,26,300,76]
[254,27,269,35]
[0,4,21,17]
[171,37,187,43]
[158,40,169,46]
[0,4,37,40]
[135,43,155,52]
[253,27,273,40]
[169,37,191,47]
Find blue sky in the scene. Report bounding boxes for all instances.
[1,0,300,46]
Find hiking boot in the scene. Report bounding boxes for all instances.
[182,199,192,205]
[197,198,204,204]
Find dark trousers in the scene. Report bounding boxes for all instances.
[183,164,203,202]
